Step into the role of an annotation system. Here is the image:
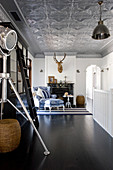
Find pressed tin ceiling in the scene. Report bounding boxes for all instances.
[1,0,113,57]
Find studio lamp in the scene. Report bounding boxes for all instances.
[0,25,50,156]
[0,25,17,55]
[92,1,110,40]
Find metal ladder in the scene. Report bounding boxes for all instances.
[16,47,39,128]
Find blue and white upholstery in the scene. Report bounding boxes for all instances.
[33,86,64,111]
[44,98,65,112]
[33,86,51,109]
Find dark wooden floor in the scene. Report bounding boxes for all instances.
[0,114,113,170]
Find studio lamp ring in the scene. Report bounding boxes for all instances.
[0,26,17,55]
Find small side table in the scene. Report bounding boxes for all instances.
[63,95,73,108]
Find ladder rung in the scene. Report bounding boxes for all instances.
[23,67,27,70]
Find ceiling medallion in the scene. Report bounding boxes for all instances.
[92,1,110,40]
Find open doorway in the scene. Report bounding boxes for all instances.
[86,65,101,113]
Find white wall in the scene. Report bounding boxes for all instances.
[76,58,101,98]
[28,51,34,88]
[94,66,101,90]
[86,65,101,99]
[76,51,113,96]
[32,56,102,101]
[33,58,45,87]
[45,53,76,103]
[45,54,76,84]
[86,66,93,99]
[101,52,113,91]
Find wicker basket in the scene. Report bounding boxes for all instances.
[0,119,21,153]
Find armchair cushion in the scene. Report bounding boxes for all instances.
[45,98,64,105]
[41,90,50,98]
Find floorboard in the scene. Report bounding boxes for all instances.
[0,114,113,170]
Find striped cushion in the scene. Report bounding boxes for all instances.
[42,90,50,99]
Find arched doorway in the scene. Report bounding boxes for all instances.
[86,65,101,113]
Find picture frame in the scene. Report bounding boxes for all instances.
[54,79,57,83]
[48,76,54,83]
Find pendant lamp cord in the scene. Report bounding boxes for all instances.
[100,3,102,21]
[98,1,103,21]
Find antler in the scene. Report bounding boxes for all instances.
[60,53,66,62]
[53,53,66,73]
[53,53,58,63]
[53,53,66,63]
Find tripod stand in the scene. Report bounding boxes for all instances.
[0,51,50,156]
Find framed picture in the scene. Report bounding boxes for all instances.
[48,76,54,83]
[54,79,57,83]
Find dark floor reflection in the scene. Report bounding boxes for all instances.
[0,112,113,170]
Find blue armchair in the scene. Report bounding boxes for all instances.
[33,86,56,109]
[33,86,64,111]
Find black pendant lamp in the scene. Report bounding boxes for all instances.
[92,1,110,40]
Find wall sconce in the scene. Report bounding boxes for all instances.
[40,69,43,72]
[101,69,104,72]
[76,70,80,73]
[106,68,109,71]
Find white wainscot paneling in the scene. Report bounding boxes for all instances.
[93,89,113,137]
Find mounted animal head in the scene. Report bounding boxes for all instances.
[53,53,66,73]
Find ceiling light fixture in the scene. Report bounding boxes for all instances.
[92,1,110,40]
